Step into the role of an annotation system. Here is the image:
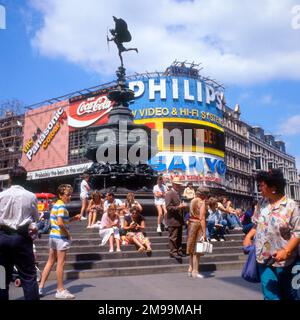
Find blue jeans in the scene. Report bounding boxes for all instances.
[37,219,50,234]
[207,220,226,239]
[257,257,300,300]
[226,214,242,229]
[0,230,39,300]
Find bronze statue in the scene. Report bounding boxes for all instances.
[107,16,138,66]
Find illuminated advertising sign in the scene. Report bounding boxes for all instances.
[21,101,69,172]
[128,68,226,186]
[68,94,113,129]
[149,152,226,185]
[23,108,67,161]
[129,76,223,126]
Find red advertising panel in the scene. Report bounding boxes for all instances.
[21,101,69,171]
[68,94,113,130]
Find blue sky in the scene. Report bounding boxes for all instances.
[1,0,300,168]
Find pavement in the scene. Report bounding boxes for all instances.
[9,269,262,300]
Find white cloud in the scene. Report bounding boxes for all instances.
[260,94,278,105]
[279,114,300,135]
[28,0,300,85]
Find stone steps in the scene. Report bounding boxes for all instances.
[42,253,246,271]
[35,234,243,246]
[48,260,247,280]
[35,220,246,279]
[36,241,243,254]
[37,246,243,262]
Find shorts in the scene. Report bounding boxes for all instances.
[49,237,71,251]
[80,193,88,201]
[155,199,165,206]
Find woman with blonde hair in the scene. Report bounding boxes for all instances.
[99,204,121,252]
[125,192,142,212]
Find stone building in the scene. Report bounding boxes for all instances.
[223,104,300,208]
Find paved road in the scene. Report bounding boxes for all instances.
[9,269,262,300]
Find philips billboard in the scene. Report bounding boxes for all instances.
[128,64,226,187]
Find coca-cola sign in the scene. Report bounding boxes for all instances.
[68,94,113,129]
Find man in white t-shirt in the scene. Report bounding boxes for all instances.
[103,192,123,211]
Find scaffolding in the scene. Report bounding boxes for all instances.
[0,111,24,179]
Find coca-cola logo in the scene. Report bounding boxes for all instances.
[77,96,111,116]
[68,94,113,128]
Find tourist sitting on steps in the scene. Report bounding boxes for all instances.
[207,197,226,242]
[86,190,103,228]
[99,204,121,253]
[122,207,152,253]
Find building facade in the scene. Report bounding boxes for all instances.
[0,64,299,204]
[223,104,300,208]
[0,112,24,188]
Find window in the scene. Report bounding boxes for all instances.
[255,157,261,170]
[268,162,273,170]
[290,186,295,199]
[68,129,88,164]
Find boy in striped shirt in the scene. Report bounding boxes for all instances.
[39,184,80,299]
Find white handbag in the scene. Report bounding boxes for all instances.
[195,237,213,254]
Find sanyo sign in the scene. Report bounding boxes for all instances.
[0,4,6,30]
[129,77,224,111]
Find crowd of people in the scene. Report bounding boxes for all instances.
[0,167,299,300]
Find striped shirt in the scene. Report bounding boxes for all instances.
[49,199,69,240]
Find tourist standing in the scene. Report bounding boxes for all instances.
[244,169,300,300]
[39,184,81,299]
[165,177,187,258]
[183,182,195,200]
[0,166,40,300]
[79,173,91,220]
[186,187,209,278]
[153,176,168,233]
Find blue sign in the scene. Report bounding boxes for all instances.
[128,75,224,126]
